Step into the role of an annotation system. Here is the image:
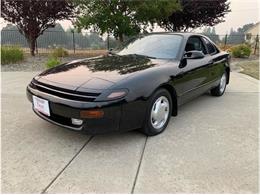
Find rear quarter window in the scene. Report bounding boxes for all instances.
[202,37,219,55]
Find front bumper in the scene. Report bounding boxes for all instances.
[27,85,122,134]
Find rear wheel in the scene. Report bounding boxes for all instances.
[211,72,227,96]
[141,88,172,136]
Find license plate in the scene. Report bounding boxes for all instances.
[33,96,50,116]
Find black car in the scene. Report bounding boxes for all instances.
[27,33,230,136]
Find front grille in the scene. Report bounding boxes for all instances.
[30,79,100,102]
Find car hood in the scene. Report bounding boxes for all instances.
[36,54,168,91]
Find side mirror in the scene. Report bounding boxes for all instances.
[108,48,114,54]
[179,50,205,68]
[183,50,205,59]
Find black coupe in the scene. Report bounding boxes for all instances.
[27,33,230,136]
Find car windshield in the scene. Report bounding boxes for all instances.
[117,34,183,59]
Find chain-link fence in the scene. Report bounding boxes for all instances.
[1,29,259,55]
[1,29,111,53]
[205,34,259,54]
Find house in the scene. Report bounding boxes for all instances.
[245,22,259,44]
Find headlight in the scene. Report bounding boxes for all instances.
[107,91,127,99]
[95,89,128,101]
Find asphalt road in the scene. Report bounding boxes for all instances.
[1,71,259,193]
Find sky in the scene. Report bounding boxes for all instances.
[213,0,259,34]
[1,0,259,35]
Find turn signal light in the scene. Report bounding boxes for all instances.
[80,109,104,118]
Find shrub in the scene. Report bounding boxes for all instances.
[1,45,24,64]
[218,44,233,52]
[51,47,69,58]
[230,44,252,58]
[45,57,61,69]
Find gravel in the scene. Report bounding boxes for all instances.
[1,55,259,72]
[1,56,83,72]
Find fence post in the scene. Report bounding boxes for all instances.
[107,33,110,50]
[72,31,75,54]
[224,34,228,49]
[254,34,259,55]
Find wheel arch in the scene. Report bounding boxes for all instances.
[156,83,178,116]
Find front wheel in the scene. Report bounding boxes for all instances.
[141,88,172,136]
[211,72,227,96]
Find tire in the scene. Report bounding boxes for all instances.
[141,88,172,136]
[210,72,227,97]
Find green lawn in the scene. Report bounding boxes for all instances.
[237,60,259,80]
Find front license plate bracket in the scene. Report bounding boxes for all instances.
[33,96,50,116]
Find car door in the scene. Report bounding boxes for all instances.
[174,36,213,105]
[201,37,226,84]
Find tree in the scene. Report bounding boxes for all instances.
[237,23,255,34]
[160,0,230,31]
[202,27,220,43]
[1,0,74,56]
[75,0,180,43]
[227,23,255,44]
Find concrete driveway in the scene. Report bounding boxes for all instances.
[1,71,259,193]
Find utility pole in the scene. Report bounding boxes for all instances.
[72,31,75,54]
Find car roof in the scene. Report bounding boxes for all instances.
[146,32,205,38]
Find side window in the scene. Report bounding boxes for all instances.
[202,37,218,55]
[185,36,207,54]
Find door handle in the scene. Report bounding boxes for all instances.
[208,60,214,65]
[207,60,214,68]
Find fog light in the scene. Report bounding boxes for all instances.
[71,118,83,125]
